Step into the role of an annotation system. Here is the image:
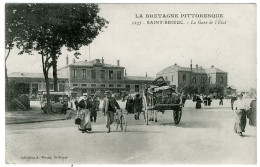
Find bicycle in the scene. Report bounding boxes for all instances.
[114,109,127,132]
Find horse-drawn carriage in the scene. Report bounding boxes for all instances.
[142,77,183,125]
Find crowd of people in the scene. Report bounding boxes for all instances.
[125,93,143,120]
[73,91,256,137]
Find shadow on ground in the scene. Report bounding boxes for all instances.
[160,120,222,128]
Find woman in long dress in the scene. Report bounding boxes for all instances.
[233,95,250,136]
[78,98,92,133]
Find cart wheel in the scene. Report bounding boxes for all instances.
[120,115,127,132]
[173,107,182,124]
[142,93,149,125]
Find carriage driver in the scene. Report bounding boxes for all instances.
[102,91,121,133]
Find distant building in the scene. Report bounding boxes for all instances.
[8,72,68,99]
[156,62,228,96]
[58,58,154,96]
[8,58,154,98]
[226,85,237,96]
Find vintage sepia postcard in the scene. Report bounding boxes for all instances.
[3,2,257,166]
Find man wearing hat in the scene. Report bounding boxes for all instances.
[102,90,120,133]
[89,93,99,123]
[133,93,142,120]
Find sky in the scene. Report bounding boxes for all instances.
[5,3,257,91]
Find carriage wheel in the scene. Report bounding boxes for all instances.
[120,115,127,132]
[173,107,182,124]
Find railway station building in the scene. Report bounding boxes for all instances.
[156,62,229,96]
[8,58,154,99]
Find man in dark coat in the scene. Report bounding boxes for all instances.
[125,95,134,114]
[207,96,212,106]
[195,95,202,109]
[219,96,224,105]
[102,91,120,133]
[89,94,99,123]
[133,94,143,120]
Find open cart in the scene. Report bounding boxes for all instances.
[142,77,182,125]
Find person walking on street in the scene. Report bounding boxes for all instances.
[133,94,143,120]
[89,93,99,123]
[247,97,256,126]
[195,95,202,109]
[180,93,187,107]
[231,94,237,110]
[207,95,212,106]
[219,95,224,105]
[233,94,251,136]
[77,96,92,133]
[102,91,120,133]
[203,95,208,106]
[125,95,134,114]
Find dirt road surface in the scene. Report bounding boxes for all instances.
[5,99,256,164]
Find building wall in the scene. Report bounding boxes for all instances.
[208,73,216,85]
[69,66,124,83]
[8,77,68,99]
[69,64,153,96]
[215,73,228,86]
[157,66,227,95]
[178,71,191,86]
[156,71,178,87]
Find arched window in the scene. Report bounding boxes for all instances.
[165,76,168,81]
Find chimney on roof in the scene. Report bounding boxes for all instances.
[85,59,87,62]
[125,69,127,76]
[190,59,192,72]
[73,58,76,64]
[117,60,120,67]
[196,64,198,72]
[211,65,214,68]
[66,55,69,65]
[146,72,147,77]
[174,63,177,66]
[102,57,104,64]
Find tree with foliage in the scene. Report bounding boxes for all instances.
[209,84,224,97]
[5,4,31,109]
[177,84,198,94]
[5,4,108,113]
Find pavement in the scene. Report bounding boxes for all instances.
[5,99,257,164]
